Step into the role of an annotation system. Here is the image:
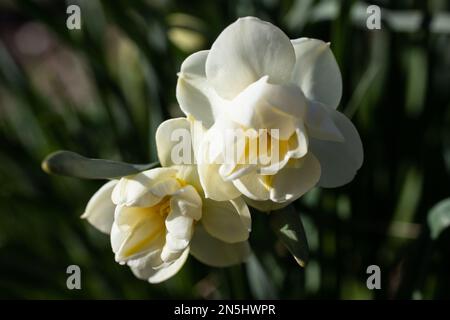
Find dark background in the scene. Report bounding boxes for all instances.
[0,0,449,299]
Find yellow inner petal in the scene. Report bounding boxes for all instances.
[261,174,274,191]
[122,197,171,258]
[237,130,292,166]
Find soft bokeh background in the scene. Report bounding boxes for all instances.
[0,0,449,299]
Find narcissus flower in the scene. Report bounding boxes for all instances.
[176,16,363,210]
[82,118,251,283]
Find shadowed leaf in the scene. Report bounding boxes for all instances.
[427,198,450,240]
[271,205,309,267]
[245,253,278,299]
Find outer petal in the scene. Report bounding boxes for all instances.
[243,196,292,212]
[81,180,117,234]
[130,247,190,284]
[111,222,127,255]
[230,197,252,232]
[176,50,225,127]
[305,100,344,142]
[310,110,363,188]
[270,154,321,203]
[202,198,249,243]
[206,17,296,100]
[190,224,251,267]
[156,118,194,167]
[112,168,179,207]
[291,38,342,109]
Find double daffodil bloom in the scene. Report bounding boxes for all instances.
[176,17,363,210]
[82,118,251,283]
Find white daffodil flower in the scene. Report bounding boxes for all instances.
[81,118,251,283]
[176,16,363,210]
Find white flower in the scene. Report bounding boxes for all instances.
[82,118,252,283]
[176,16,363,210]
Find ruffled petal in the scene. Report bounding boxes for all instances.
[309,110,363,188]
[202,199,249,243]
[198,163,241,201]
[176,50,225,127]
[130,247,190,284]
[206,17,295,99]
[190,224,251,267]
[112,168,179,207]
[156,118,194,167]
[270,154,321,203]
[291,38,342,109]
[81,180,117,234]
[227,76,306,139]
[305,100,344,142]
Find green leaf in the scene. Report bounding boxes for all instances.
[245,253,278,299]
[427,198,450,240]
[42,150,158,180]
[443,109,450,174]
[271,204,309,267]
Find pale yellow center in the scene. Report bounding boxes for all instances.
[122,197,171,257]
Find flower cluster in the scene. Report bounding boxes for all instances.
[82,17,363,283]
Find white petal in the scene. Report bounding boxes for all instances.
[173,164,202,193]
[130,247,190,284]
[202,198,249,243]
[160,232,189,263]
[113,206,166,262]
[165,210,194,239]
[148,247,189,283]
[200,116,239,164]
[310,110,364,188]
[81,180,117,234]
[112,168,179,207]
[286,123,309,159]
[156,118,193,167]
[198,163,241,201]
[227,76,307,139]
[206,17,296,100]
[220,163,256,181]
[233,171,271,201]
[243,196,291,212]
[110,222,126,254]
[259,124,309,175]
[189,118,208,163]
[164,232,190,252]
[291,38,342,109]
[190,224,251,267]
[230,197,252,232]
[270,154,321,203]
[305,100,344,142]
[170,185,203,221]
[127,248,163,279]
[177,50,225,127]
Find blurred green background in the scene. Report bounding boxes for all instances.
[0,0,449,299]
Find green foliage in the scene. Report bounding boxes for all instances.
[271,205,309,268]
[428,198,450,240]
[42,150,158,179]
